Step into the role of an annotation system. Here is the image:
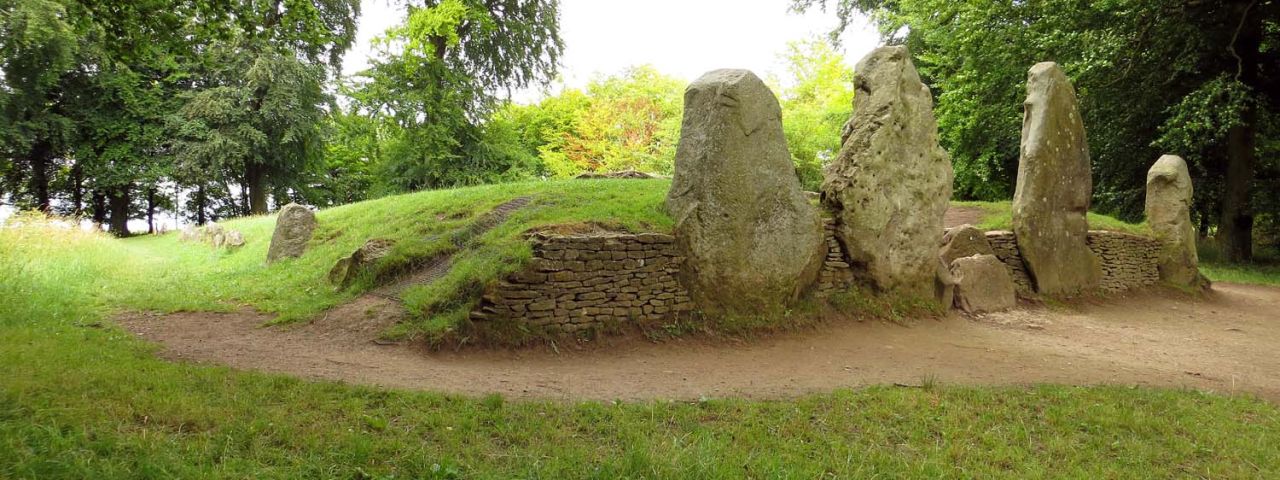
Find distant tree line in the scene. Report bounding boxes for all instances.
[795,0,1279,262]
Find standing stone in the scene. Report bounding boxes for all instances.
[950,254,1017,314]
[267,203,317,264]
[178,225,199,242]
[1012,62,1101,295]
[821,46,954,300]
[666,69,824,314]
[1146,155,1203,287]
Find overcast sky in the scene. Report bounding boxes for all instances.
[343,0,883,101]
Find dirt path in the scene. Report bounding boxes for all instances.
[120,283,1280,401]
[944,205,986,228]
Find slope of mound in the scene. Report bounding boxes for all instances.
[112,179,671,339]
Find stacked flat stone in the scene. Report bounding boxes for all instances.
[985,231,1035,296]
[816,219,856,296]
[987,230,1160,296]
[471,233,692,333]
[1087,231,1160,293]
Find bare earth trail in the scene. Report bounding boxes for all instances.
[121,282,1280,401]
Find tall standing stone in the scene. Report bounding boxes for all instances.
[821,46,954,300]
[1012,62,1101,295]
[666,69,824,315]
[267,203,317,264]
[1146,155,1203,287]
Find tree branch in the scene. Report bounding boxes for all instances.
[1227,0,1257,82]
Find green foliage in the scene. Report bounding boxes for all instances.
[772,38,855,191]
[347,0,563,192]
[494,66,685,178]
[796,0,1279,260]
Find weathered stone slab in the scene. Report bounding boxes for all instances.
[821,46,953,300]
[267,203,317,264]
[329,239,396,288]
[1145,155,1204,287]
[1012,62,1101,295]
[666,69,824,314]
[951,254,1016,314]
[941,224,995,266]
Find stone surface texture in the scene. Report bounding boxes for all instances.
[950,254,1017,314]
[329,239,396,288]
[821,46,953,299]
[471,233,691,333]
[941,224,996,265]
[1145,155,1202,287]
[989,230,1159,295]
[267,203,317,264]
[665,69,824,314]
[1012,62,1101,295]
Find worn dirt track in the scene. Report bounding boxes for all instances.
[120,283,1280,401]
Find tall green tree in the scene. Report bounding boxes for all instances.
[0,0,78,212]
[349,0,563,191]
[171,0,359,215]
[771,38,856,191]
[796,0,1279,262]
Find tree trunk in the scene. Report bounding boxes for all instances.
[246,162,268,215]
[71,163,83,217]
[108,186,131,237]
[146,187,156,234]
[195,184,206,225]
[91,190,107,228]
[29,140,51,212]
[1219,2,1261,263]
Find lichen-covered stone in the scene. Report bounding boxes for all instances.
[666,69,824,314]
[1145,155,1204,287]
[224,230,246,249]
[941,224,995,266]
[950,254,1016,314]
[821,46,953,300]
[1012,62,1101,295]
[267,203,317,264]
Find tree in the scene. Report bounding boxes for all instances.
[0,0,78,212]
[771,38,856,191]
[349,0,563,191]
[795,0,1279,262]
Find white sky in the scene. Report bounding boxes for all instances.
[343,0,882,102]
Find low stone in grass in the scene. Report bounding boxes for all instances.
[267,203,317,264]
[329,239,396,288]
[950,254,1017,314]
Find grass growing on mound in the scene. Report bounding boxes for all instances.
[952,200,1150,235]
[42,180,671,337]
[5,196,1280,478]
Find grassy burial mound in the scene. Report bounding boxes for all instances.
[2,178,1180,348]
[6,180,1280,478]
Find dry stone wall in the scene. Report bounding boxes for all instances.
[816,219,857,296]
[1086,231,1160,293]
[986,230,1159,296]
[472,227,1164,334]
[471,232,693,333]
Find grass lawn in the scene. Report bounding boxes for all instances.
[3,183,1280,477]
[952,200,1151,235]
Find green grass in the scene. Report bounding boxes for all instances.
[48,179,672,341]
[4,187,1280,477]
[952,200,1150,235]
